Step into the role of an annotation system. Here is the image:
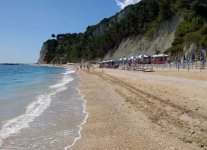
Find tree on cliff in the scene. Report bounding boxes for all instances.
[51,34,56,39]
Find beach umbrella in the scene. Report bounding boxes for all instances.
[152,55,158,57]
[158,54,168,57]
[137,55,143,58]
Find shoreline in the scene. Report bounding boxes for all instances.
[73,68,207,149]
[0,66,81,149]
[64,88,89,150]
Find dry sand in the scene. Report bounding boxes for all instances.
[73,68,207,150]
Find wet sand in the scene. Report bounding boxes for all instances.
[74,68,207,150]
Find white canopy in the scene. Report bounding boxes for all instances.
[152,54,168,57]
[129,56,136,59]
[158,54,168,57]
[137,54,148,58]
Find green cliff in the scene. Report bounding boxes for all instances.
[38,0,207,64]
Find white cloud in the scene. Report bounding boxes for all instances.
[115,0,141,9]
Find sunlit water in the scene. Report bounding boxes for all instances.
[0,64,87,149]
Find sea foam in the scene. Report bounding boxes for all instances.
[0,68,75,147]
[64,88,89,150]
[50,68,74,89]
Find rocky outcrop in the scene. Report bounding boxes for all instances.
[38,42,48,64]
[104,16,184,59]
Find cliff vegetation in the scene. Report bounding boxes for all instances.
[38,0,207,64]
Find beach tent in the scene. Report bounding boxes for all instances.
[152,54,169,64]
[152,54,168,57]
[137,54,148,58]
[129,56,136,60]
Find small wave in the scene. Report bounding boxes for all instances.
[50,68,75,89]
[50,77,73,89]
[62,69,75,75]
[0,68,74,148]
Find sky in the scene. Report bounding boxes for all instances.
[0,0,140,63]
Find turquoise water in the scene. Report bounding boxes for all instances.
[0,64,64,120]
[0,64,63,98]
[0,64,87,149]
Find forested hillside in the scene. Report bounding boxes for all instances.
[38,0,207,64]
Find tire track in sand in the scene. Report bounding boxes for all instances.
[85,70,207,149]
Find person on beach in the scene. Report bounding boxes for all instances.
[87,64,89,70]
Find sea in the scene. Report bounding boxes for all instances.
[0,64,87,150]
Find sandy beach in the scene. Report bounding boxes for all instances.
[73,67,207,150]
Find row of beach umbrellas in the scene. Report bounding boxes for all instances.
[100,54,169,64]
